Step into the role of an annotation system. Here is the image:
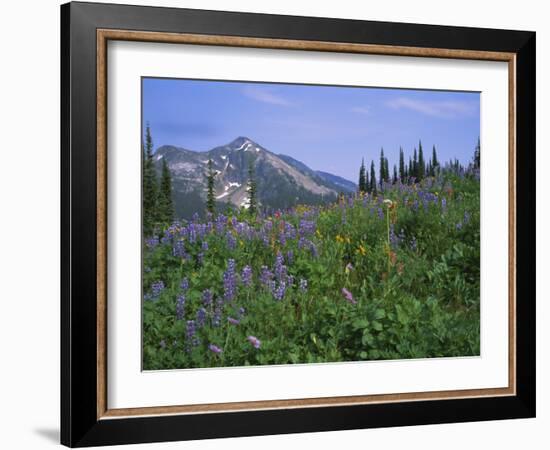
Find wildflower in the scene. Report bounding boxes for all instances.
[148,281,165,301]
[172,240,187,259]
[223,259,238,302]
[160,340,166,349]
[180,278,189,291]
[226,232,237,250]
[208,344,223,354]
[357,244,367,256]
[212,298,223,327]
[299,278,308,292]
[145,236,159,248]
[186,320,200,350]
[176,294,186,320]
[274,252,287,280]
[286,250,294,265]
[341,287,357,305]
[202,289,213,307]
[247,335,261,349]
[383,199,393,207]
[241,265,253,287]
[196,307,207,327]
[260,265,273,287]
[273,281,286,301]
[228,316,240,325]
[345,263,353,274]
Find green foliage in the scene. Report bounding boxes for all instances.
[142,123,158,235]
[418,140,425,180]
[247,157,257,216]
[206,159,216,215]
[358,158,367,193]
[142,174,480,370]
[158,159,174,225]
[370,160,377,194]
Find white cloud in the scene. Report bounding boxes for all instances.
[386,97,477,118]
[242,86,293,106]
[351,106,370,115]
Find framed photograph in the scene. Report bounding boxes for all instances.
[61,1,536,447]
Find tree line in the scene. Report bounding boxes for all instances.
[357,139,480,194]
[143,123,174,235]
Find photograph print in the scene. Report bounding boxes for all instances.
[141,78,481,371]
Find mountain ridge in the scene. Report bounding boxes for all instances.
[154,137,357,219]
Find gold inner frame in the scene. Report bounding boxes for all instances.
[96,29,517,420]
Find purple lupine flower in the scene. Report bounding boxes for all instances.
[226,232,237,250]
[212,298,223,327]
[196,307,207,328]
[176,294,186,320]
[208,344,223,354]
[145,236,159,248]
[260,265,273,287]
[180,278,189,291]
[377,208,384,220]
[247,335,261,349]
[286,250,294,265]
[299,278,308,292]
[197,252,204,264]
[147,281,165,301]
[274,252,287,280]
[299,220,316,236]
[238,307,246,317]
[173,240,187,258]
[341,288,357,305]
[286,274,295,288]
[441,197,447,212]
[345,263,354,273]
[309,241,319,258]
[186,320,200,350]
[228,316,240,325]
[201,240,209,251]
[223,259,238,302]
[273,281,286,301]
[241,265,253,287]
[202,289,213,308]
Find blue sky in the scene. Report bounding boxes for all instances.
[142,78,480,182]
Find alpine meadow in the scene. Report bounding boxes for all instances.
[141,79,481,370]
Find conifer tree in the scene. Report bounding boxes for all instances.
[142,123,158,236]
[418,140,425,180]
[399,147,405,182]
[393,165,398,184]
[432,145,439,174]
[412,148,418,181]
[474,137,481,169]
[158,159,174,225]
[247,157,257,216]
[358,158,366,193]
[206,159,216,215]
[370,160,377,194]
[365,170,370,194]
[378,148,390,189]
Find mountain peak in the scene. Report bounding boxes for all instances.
[227,136,262,153]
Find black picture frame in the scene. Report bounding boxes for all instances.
[61,1,536,447]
